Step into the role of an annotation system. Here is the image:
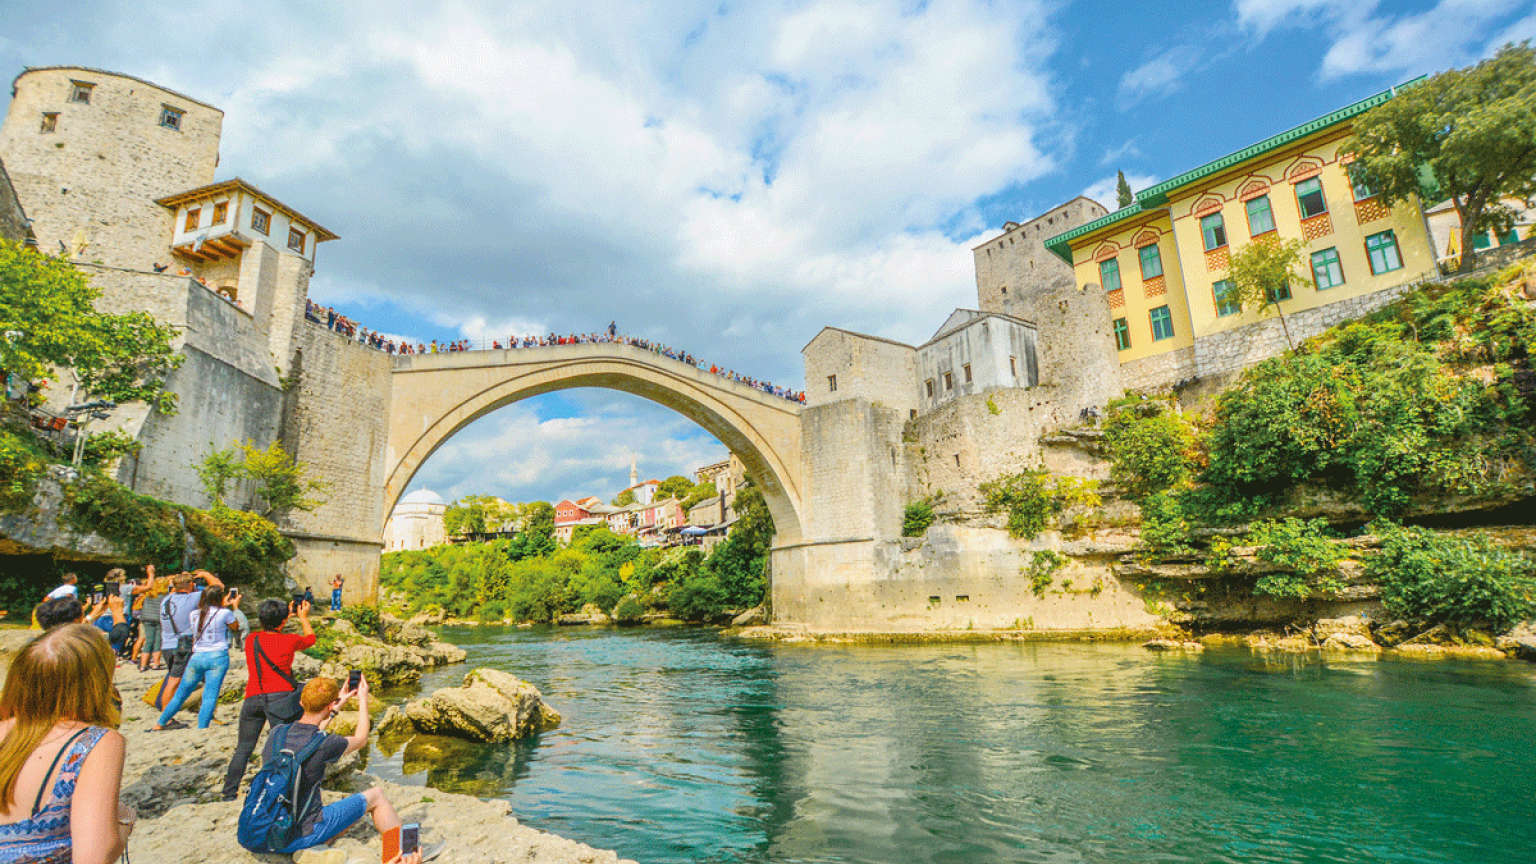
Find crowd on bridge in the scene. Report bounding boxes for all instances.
[305,302,806,404]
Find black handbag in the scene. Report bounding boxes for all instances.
[254,633,305,722]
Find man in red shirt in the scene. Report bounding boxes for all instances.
[221,597,315,800]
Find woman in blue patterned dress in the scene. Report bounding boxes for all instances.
[0,624,131,864]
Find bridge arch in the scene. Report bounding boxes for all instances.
[384,343,804,545]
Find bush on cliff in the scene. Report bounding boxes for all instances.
[1368,522,1536,630]
[980,471,1101,540]
[1101,397,1203,500]
[1199,273,1535,516]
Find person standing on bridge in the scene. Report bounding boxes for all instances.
[607,321,616,338]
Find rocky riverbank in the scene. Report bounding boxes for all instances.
[0,618,637,864]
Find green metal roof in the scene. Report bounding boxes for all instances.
[1042,203,1146,264]
[1043,75,1426,265]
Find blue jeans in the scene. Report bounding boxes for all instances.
[274,793,368,853]
[331,588,342,611]
[157,649,230,728]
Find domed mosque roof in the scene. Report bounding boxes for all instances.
[400,488,446,506]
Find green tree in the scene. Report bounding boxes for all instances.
[509,501,557,560]
[445,494,511,535]
[1342,42,1536,273]
[196,446,242,505]
[1115,170,1134,209]
[679,481,717,511]
[240,440,327,518]
[657,474,693,500]
[0,239,182,412]
[728,480,775,557]
[612,488,636,507]
[1227,234,1308,349]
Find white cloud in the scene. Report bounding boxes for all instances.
[412,393,726,505]
[1233,0,1531,79]
[1118,47,1199,105]
[0,0,1066,502]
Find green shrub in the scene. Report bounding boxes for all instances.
[613,594,645,623]
[338,603,384,636]
[1201,275,1536,516]
[0,427,46,513]
[981,471,1101,540]
[1102,399,1202,499]
[1249,517,1347,598]
[902,500,935,537]
[1368,522,1536,630]
[668,570,729,621]
[1024,551,1064,596]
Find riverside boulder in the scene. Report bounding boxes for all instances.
[378,668,560,743]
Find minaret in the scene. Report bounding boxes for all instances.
[630,456,638,489]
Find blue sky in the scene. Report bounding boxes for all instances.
[3,0,1531,506]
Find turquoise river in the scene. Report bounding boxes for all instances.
[369,626,1536,864]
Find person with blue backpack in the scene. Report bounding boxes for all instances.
[237,674,441,860]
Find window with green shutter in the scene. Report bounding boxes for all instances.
[1200,213,1227,251]
[1099,258,1121,292]
[1113,318,1130,351]
[1311,248,1344,289]
[1366,231,1402,274]
[1295,177,1328,219]
[1212,280,1241,317]
[1138,243,1162,279]
[1246,195,1275,236]
[1150,305,1174,341]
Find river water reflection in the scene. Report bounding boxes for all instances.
[368,626,1536,864]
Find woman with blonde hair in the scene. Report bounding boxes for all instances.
[0,624,132,863]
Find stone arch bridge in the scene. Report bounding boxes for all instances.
[385,343,806,545]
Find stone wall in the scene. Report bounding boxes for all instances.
[48,266,285,513]
[279,322,394,602]
[1021,281,1123,418]
[973,196,1108,320]
[0,157,32,244]
[1120,345,1197,393]
[802,328,917,414]
[1188,278,1426,381]
[0,67,222,270]
[773,526,1161,633]
[1457,236,1536,276]
[796,398,908,543]
[904,387,1059,509]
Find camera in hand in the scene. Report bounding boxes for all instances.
[92,585,105,604]
[400,823,419,855]
[103,580,121,599]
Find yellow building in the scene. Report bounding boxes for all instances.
[1046,79,1440,391]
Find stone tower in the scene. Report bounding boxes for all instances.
[0,67,223,269]
[973,196,1122,418]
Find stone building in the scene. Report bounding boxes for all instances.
[382,489,448,552]
[1043,79,1442,394]
[0,66,383,604]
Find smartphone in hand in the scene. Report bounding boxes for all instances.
[347,669,363,691]
[401,823,419,855]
